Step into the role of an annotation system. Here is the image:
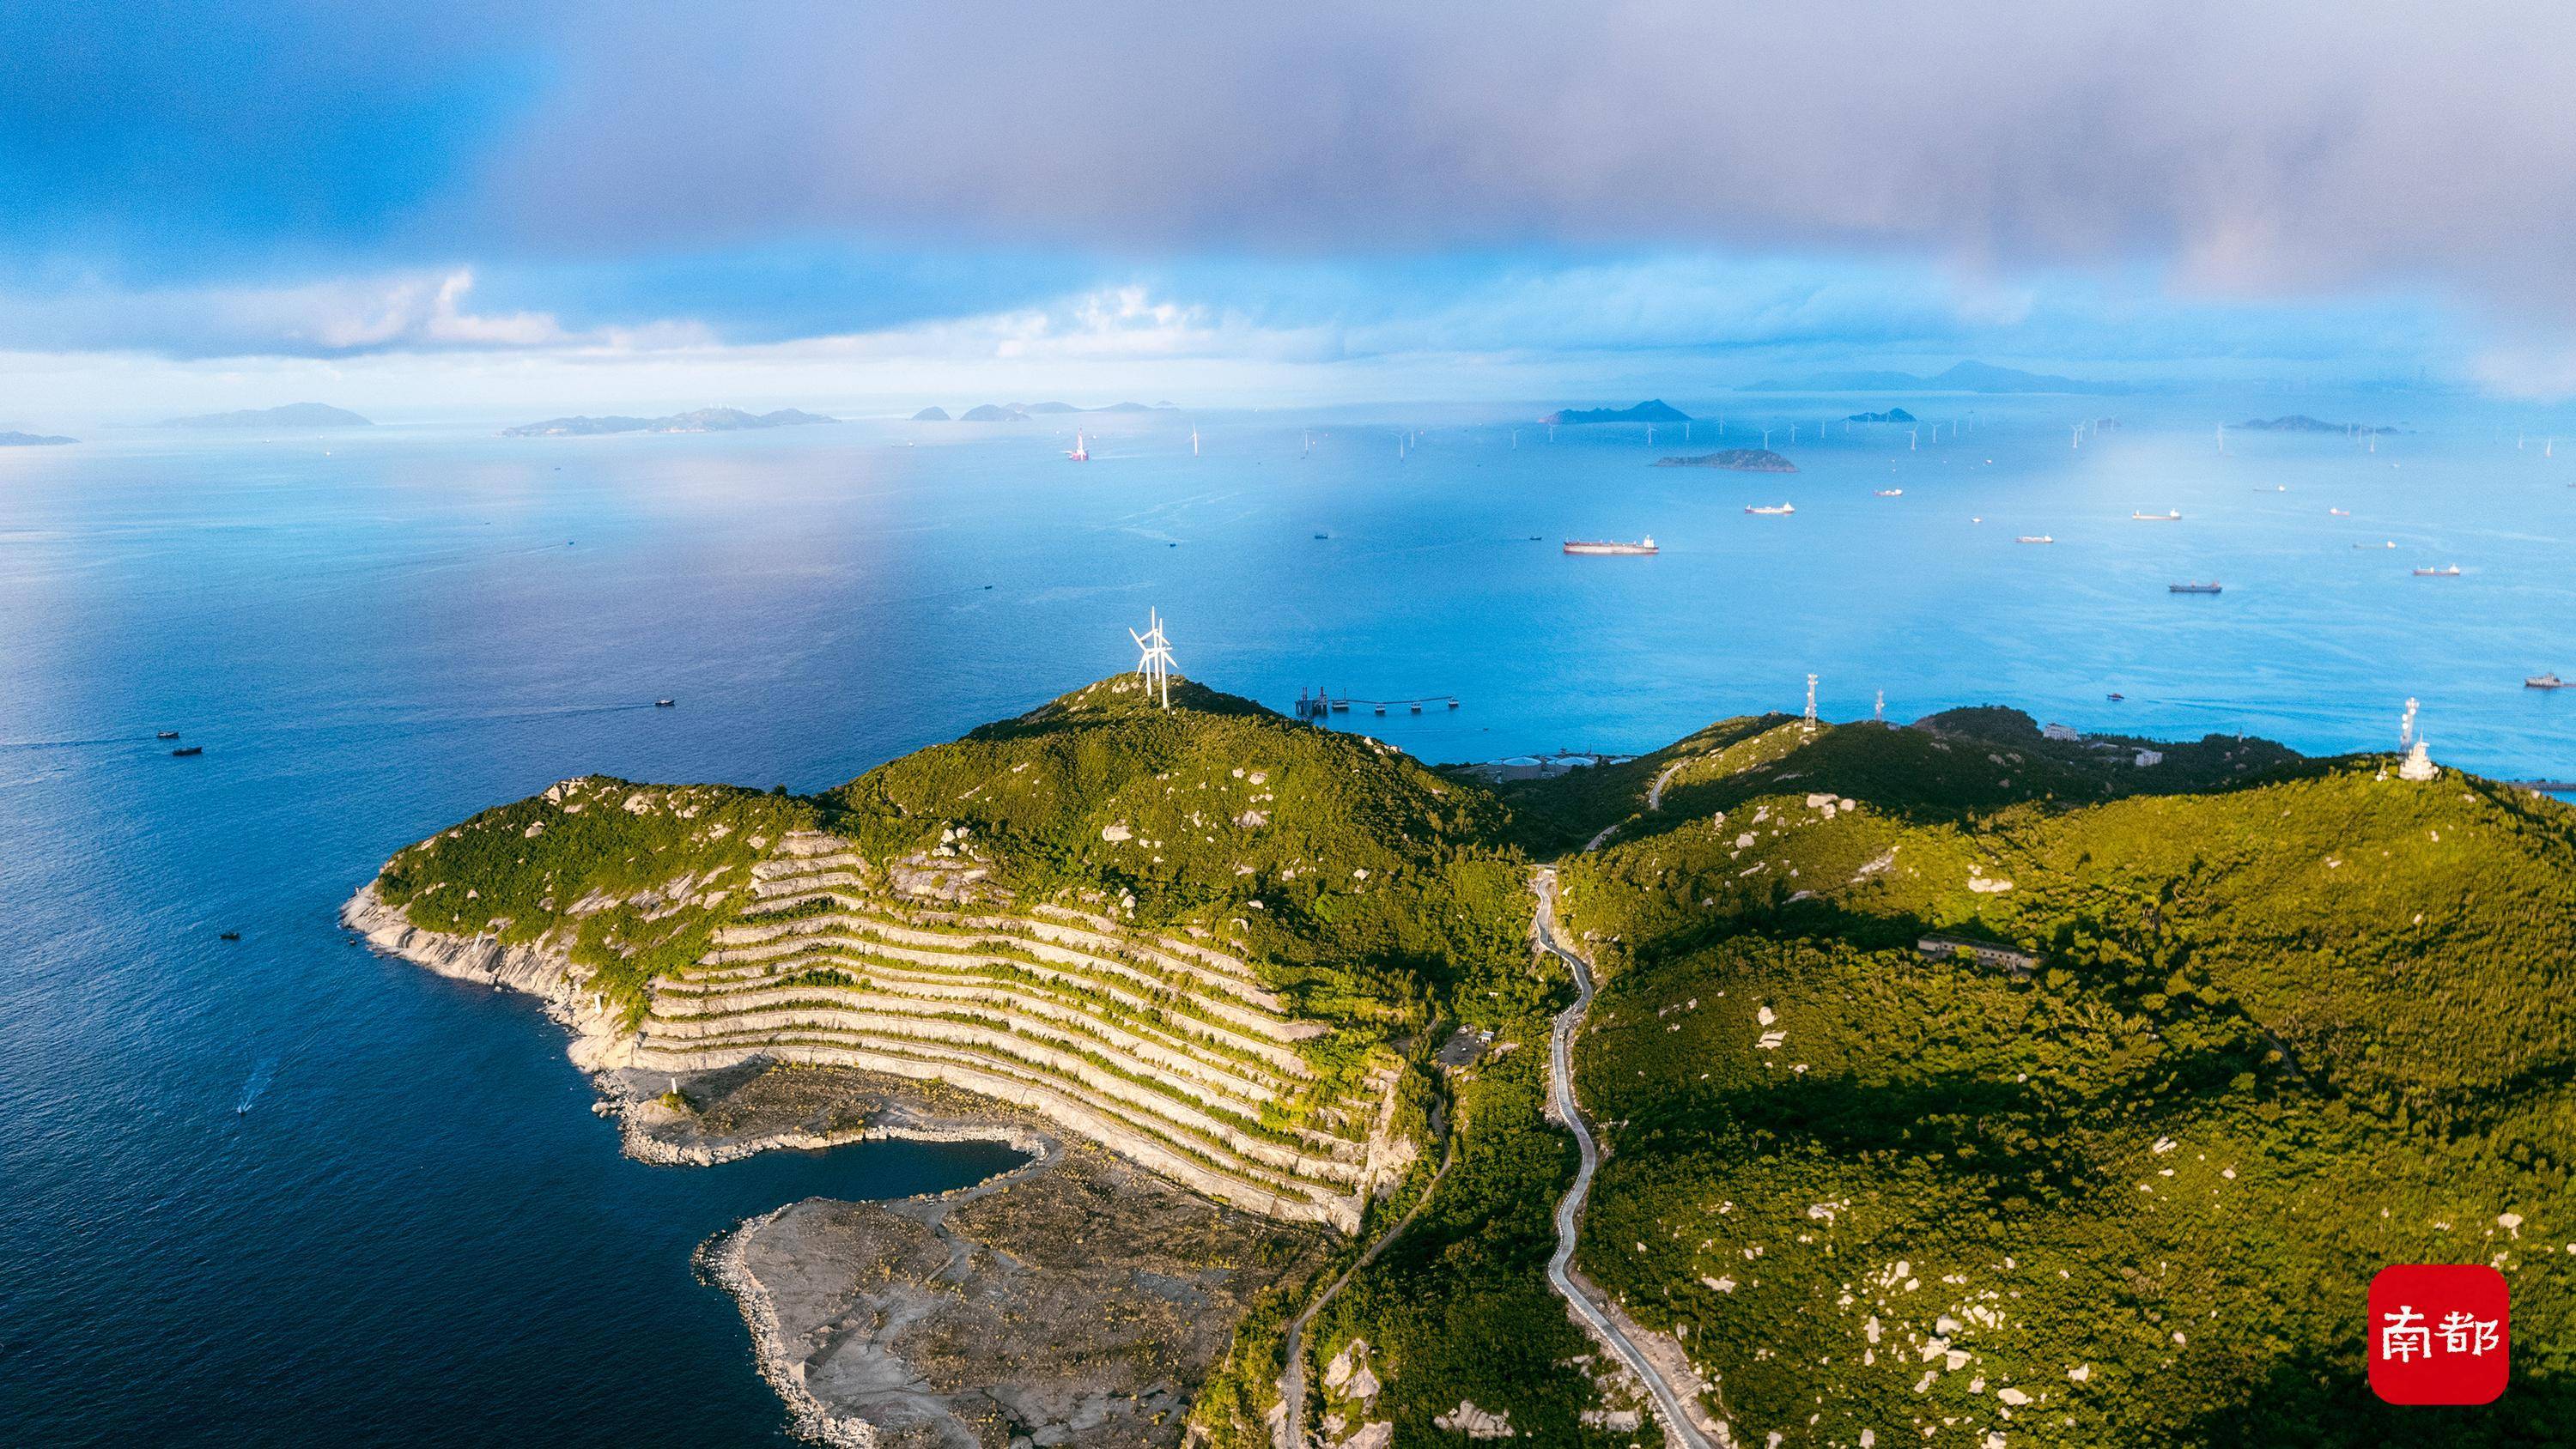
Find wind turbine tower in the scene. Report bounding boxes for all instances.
[1131,609,1177,709]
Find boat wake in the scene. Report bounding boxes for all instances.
[234,1056,278,1116]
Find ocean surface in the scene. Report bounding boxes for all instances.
[4,394,2572,1444]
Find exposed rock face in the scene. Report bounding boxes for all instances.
[355,826,1404,1233]
[339,882,632,1072]
[1433,1401,1515,1438]
[708,1144,1328,1449]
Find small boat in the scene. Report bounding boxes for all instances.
[2413,565,2462,577]
[2170,581,2223,594]
[1066,431,1090,462]
[1409,701,1424,713]
[2132,509,2181,521]
[1331,699,1350,712]
[1372,703,1387,716]
[2106,692,2126,701]
[156,730,179,740]
[1874,488,1903,497]
[1744,503,1795,516]
[655,698,676,707]
[171,745,204,756]
[2016,535,2055,544]
[2330,507,2351,517]
[1447,697,1461,710]
[1314,532,1329,540]
[2355,541,2397,549]
[2526,673,2567,689]
[218,931,240,942]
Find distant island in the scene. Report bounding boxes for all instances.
[1652,448,1797,473]
[162,403,373,428]
[1844,407,1915,423]
[941,401,1170,421]
[500,408,835,438]
[1540,398,1691,425]
[1744,361,2129,395]
[0,430,77,446]
[2237,415,2398,434]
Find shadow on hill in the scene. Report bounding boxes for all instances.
[1480,714,1791,856]
[2171,1352,2571,1447]
[1577,714,2337,858]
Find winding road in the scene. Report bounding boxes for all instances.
[1534,867,1714,1449]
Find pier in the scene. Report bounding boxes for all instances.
[1295,688,1459,720]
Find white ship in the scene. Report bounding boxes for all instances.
[1563,537,1658,556]
[2132,509,2181,521]
[1744,502,1795,516]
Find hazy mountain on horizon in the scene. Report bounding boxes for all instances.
[162,403,374,428]
[500,407,835,438]
[1741,361,2130,395]
[1541,398,1692,425]
[942,401,1172,421]
[1,429,78,446]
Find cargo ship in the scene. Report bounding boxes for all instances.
[2132,509,2181,520]
[2170,581,2223,594]
[2527,673,2566,689]
[2412,565,2462,577]
[2016,534,2055,544]
[1874,488,1903,497]
[1563,537,1657,555]
[1744,503,1795,516]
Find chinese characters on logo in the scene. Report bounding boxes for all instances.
[2368,1265,2509,1405]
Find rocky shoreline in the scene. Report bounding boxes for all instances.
[344,879,1321,1447]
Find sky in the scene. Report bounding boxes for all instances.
[5,0,2576,422]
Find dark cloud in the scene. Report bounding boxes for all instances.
[468,1,2576,312]
[1,0,2567,370]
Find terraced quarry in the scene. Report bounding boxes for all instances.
[635,834,1396,1228]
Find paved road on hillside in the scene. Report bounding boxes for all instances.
[1533,867,1712,1449]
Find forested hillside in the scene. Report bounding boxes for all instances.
[1548,711,2573,1446]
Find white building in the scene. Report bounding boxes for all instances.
[2041,723,2081,742]
[2134,749,2164,767]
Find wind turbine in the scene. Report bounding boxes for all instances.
[1131,609,1177,709]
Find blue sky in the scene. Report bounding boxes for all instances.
[5,1,2575,421]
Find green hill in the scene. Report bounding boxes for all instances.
[361,682,2576,1446]
[1541,718,2574,1446]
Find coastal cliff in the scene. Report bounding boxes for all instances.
[341,881,633,1073]
[341,676,1526,1234]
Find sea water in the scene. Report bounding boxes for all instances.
[3,396,2570,1442]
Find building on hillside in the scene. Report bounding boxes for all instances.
[2134,749,2165,767]
[1917,934,2040,979]
[2041,723,2081,742]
